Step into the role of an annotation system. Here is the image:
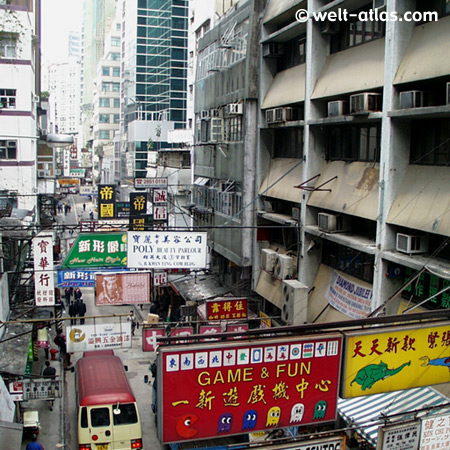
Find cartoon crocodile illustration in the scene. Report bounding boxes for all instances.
[350,360,411,391]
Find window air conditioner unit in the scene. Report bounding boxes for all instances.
[211,108,223,118]
[291,207,300,221]
[266,109,276,124]
[282,279,308,325]
[38,170,45,177]
[319,20,339,34]
[400,91,424,109]
[210,118,224,143]
[273,107,299,123]
[328,100,346,117]
[350,92,382,114]
[446,82,450,105]
[318,212,351,233]
[262,42,285,58]
[226,103,243,115]
[200,110,210,119]
[261,248,278,272]
[274,254,294,280]
[263,200,280,213]
[396,233,429,255]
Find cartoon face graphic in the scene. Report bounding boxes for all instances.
[312,400,327,420]
[289,403,305,423]
[176,414,199,439]
[242,410,257,430]
[217,413,233,433]
[265,406,281,427]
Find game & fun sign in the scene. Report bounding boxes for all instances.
[342,321,450,398]
[157,334,342,443]
[127,231,208,269]
[61,232,127,269]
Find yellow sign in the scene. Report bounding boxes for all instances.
[342,322,450,398]
[259,311,271,328]
[58,179,80,185]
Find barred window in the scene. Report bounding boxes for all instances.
[0,37,17,58]
[0,89,16,109]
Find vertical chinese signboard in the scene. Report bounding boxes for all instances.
[157,334,342,443]
[342,322,450,398]
[98,184,116,219]
[129,192,152,231]
[33,234,55,306]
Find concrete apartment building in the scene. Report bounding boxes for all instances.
[193,0,450,329]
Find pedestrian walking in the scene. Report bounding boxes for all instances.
[83,203,86,211]
[64,288,71,307]
[74,287,82,300]
[26,434,44,450]
[78,298,87,324]
[89,210,94,220]
[54,332,66,362]
[42,360,56,411]
[128,310,137,336]
[69,301,77,325]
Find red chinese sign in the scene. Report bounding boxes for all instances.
[158,334,342,443]
[143,327,166,352]
[206,298,248,321]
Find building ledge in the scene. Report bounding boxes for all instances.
[382,250,450,276]
[308,112,382,126]
[257,211,298,225]
[388,104,450,120]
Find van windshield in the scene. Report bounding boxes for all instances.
[113,403,138,425]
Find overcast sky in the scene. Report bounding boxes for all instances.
[41,0,82,65]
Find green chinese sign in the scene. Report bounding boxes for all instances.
[61,233,127,269]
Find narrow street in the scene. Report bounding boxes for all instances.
[20,193,164,450]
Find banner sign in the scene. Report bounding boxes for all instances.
[227,323,248,335]
[153,189,167,203]
[61,233,127,269]
[33,234,55,306]
[80,186,97,196]
[154,271,168,286]
[117,202,130,218]
[420,413,450,449]
[96,272,150,305]
[58,178,79,186]
[325,271,372,319]
[127,231,208,269]
[135,177,167,189]
[157,334,342,443]
[22,379,62,401]
[378,422,421,450]
[66,322,132,352]
[154,205,168,221]
[206,298,248,321]
[199,325,222,339]
[98,184,116,219]
[130,192,149,216]
[342,321,450,398]
[143,327,166,352]
[170,327,194,343]
[58,270,97,287]
[248,436,345,450]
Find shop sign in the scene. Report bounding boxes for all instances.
[227,323,248,336]
[342,321,450,398]
[249,435,344,449]
[33,234,55,306]
[153,189,167,203]
[420,413,450,449]
[8,381,24,401]
[66,322,132,352]
[154,271,167,286]
[61,232,127,269]
[199,325,222,340]
[80,186,97,196]
[96,272,150,305]
[206,298,248,321]
[22,379,61,401]
[158,334,342,443]
[326,271,372,319]
[98,184,116,219]
[143,327,166,352]
[170,327,194,343]
[135,177,167,189]
[260,311,271,329]
[127,231,208,269]
[377,421,421,450]
[58,178,79,185]
[154,205,167,221]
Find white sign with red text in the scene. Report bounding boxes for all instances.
[33,234,55,306]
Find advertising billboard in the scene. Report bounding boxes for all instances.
[342,321,450,398]
[96,272,150,305]
[61,232,127,269]
[157,334,342,443]
[127,231,208,269]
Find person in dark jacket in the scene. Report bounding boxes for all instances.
[42,360,56,410]
[78,298,87,324]
[69,301,77,325]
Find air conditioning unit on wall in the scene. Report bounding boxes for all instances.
[261,248,277,272]
[396,233,428,255]
[400,91,424,109]
[350,92,382,114]
[318,213,351,233]
[282,279,308,325]
[226,103,243,115]
[446,82,450,105]
[264,200,280,213]
[274,254,294,279]
[328,100,346,117]
[266,109,276,124]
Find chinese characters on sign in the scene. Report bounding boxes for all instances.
[62,233,127,269]
[379,422,421,450]
[22,379,61,401]
[343,322,450,398]
[420,413,450,450]
[33,235,55,306]
[127,231,208,269]
[154,271,168,286]
[130,192,152,231]
[158,335,342,443]
[206,298,248,321]
[143,327,166,352]
[66,322,132,352]
[97,184,116,219]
